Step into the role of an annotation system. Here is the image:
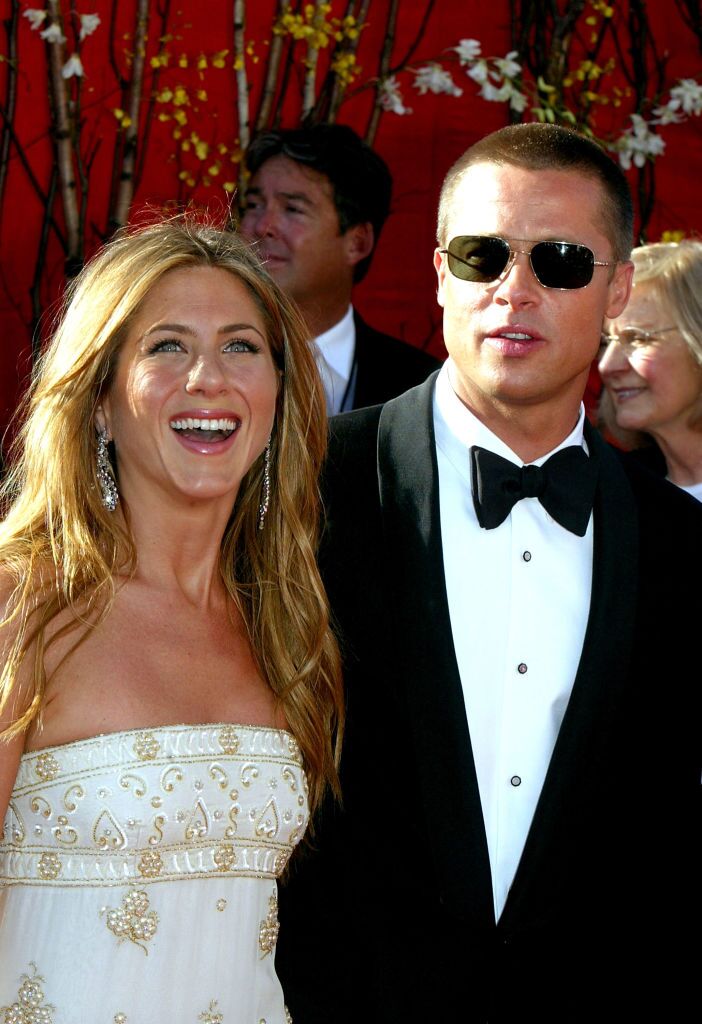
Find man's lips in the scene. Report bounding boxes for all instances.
[485,326,545,356]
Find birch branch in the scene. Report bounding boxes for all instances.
[302,1,325,121]
[255,0,287,132]
[233,0,251,152]
[112,0,150,228]
[45,0,81,270]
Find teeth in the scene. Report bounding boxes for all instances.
[170,418,238,431]
[503,332,531,340]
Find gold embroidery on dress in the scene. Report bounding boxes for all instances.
[258,893,280,957]
[119,773,148,798]
[285,1008,293,1024]
[93,808,128,850]
[34,752,60,783]
[104,889,159,954]
[6,801,26,845]
[254,798,280,839]
[216,898,227,911]
[198,1001,223,1023]
[160,765,184,792]
[218,725,239,754]
[147,814,166,847]
[208,762,229,790]
[185,797,211,840]
[0,962,56,1023]
[240,763,259,787]
[30,796,52,820]
[114,1015,127,1023]
[62,784,85,812]
[137,850,163,878]
[52,814,78,846]
[213,843,236,872]
[37,852,62,881]
[133,732,160,760]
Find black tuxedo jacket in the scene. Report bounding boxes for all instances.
[277,374,700,1022]
[350,311,441,410]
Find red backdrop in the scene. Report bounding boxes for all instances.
[1,0,701,439]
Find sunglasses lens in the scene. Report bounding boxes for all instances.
[445,236,510,282]
[530,242,595,289]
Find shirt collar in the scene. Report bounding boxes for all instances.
[314,304,355,383]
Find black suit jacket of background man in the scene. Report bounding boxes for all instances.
[276,372,699,1023]
[350,311,441,409]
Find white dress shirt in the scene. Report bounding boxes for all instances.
[433,362,594,921]
[314,305,356,415]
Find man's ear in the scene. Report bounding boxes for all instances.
[605,260,634,319]
[434,247,447,309]
[344,221,374,269]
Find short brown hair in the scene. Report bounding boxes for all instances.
[437,123,634,263]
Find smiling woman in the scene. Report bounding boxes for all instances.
[599,241,702,499]
[0,219,342,1022]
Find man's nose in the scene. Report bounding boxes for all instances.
[246,205,279,239]
[492,251,540,305]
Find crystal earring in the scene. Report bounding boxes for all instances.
[257,440,271,531]
[96,427,119,512]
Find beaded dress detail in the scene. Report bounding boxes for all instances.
[0,724,308,1023]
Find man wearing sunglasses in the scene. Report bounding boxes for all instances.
[276,124,698,1022]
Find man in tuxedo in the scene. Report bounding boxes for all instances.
[240,124,440,412]
[276,124,699,1021]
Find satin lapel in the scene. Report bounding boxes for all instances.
[378,376,494,923]
[501,425,639,925]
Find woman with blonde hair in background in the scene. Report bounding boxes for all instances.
[599,240,702,500]
[0,219,343,1022]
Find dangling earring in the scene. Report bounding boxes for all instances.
[257,439,271,531]
[96,427,119,512]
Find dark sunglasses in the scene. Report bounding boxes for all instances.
[440,235,618,290]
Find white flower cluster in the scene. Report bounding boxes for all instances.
[23,8,101,79]
[379,37,525,118]
[454,38,527,113]
[612,79,702,169]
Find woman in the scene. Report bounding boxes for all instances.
[0,220,343,1022]
[599,240,702,500]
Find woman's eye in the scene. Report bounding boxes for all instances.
[149,339,183,353]
[225,339,257,353]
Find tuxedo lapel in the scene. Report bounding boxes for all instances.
[501,424,640,925]
[377,376,494,924]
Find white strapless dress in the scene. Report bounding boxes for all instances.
[0,724,309,1023]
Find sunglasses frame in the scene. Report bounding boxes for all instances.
[440,235,618,291]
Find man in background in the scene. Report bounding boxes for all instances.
[240,124,440,412]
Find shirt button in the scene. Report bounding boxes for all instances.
[523,550,532,562]
[510,776,522,787]
[517,662,528,674]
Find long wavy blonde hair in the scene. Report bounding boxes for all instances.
[0,218,343,813]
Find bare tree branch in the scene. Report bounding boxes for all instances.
[111,0,150,229]
[45,0,81,272]
[255,0,288,132]
[233,0,251,152]
[0,0,20,216]
[390,0,435,73]
[134,0,172,192]
[365,0,399,146]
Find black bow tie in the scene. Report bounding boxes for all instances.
[470,445,598,536]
